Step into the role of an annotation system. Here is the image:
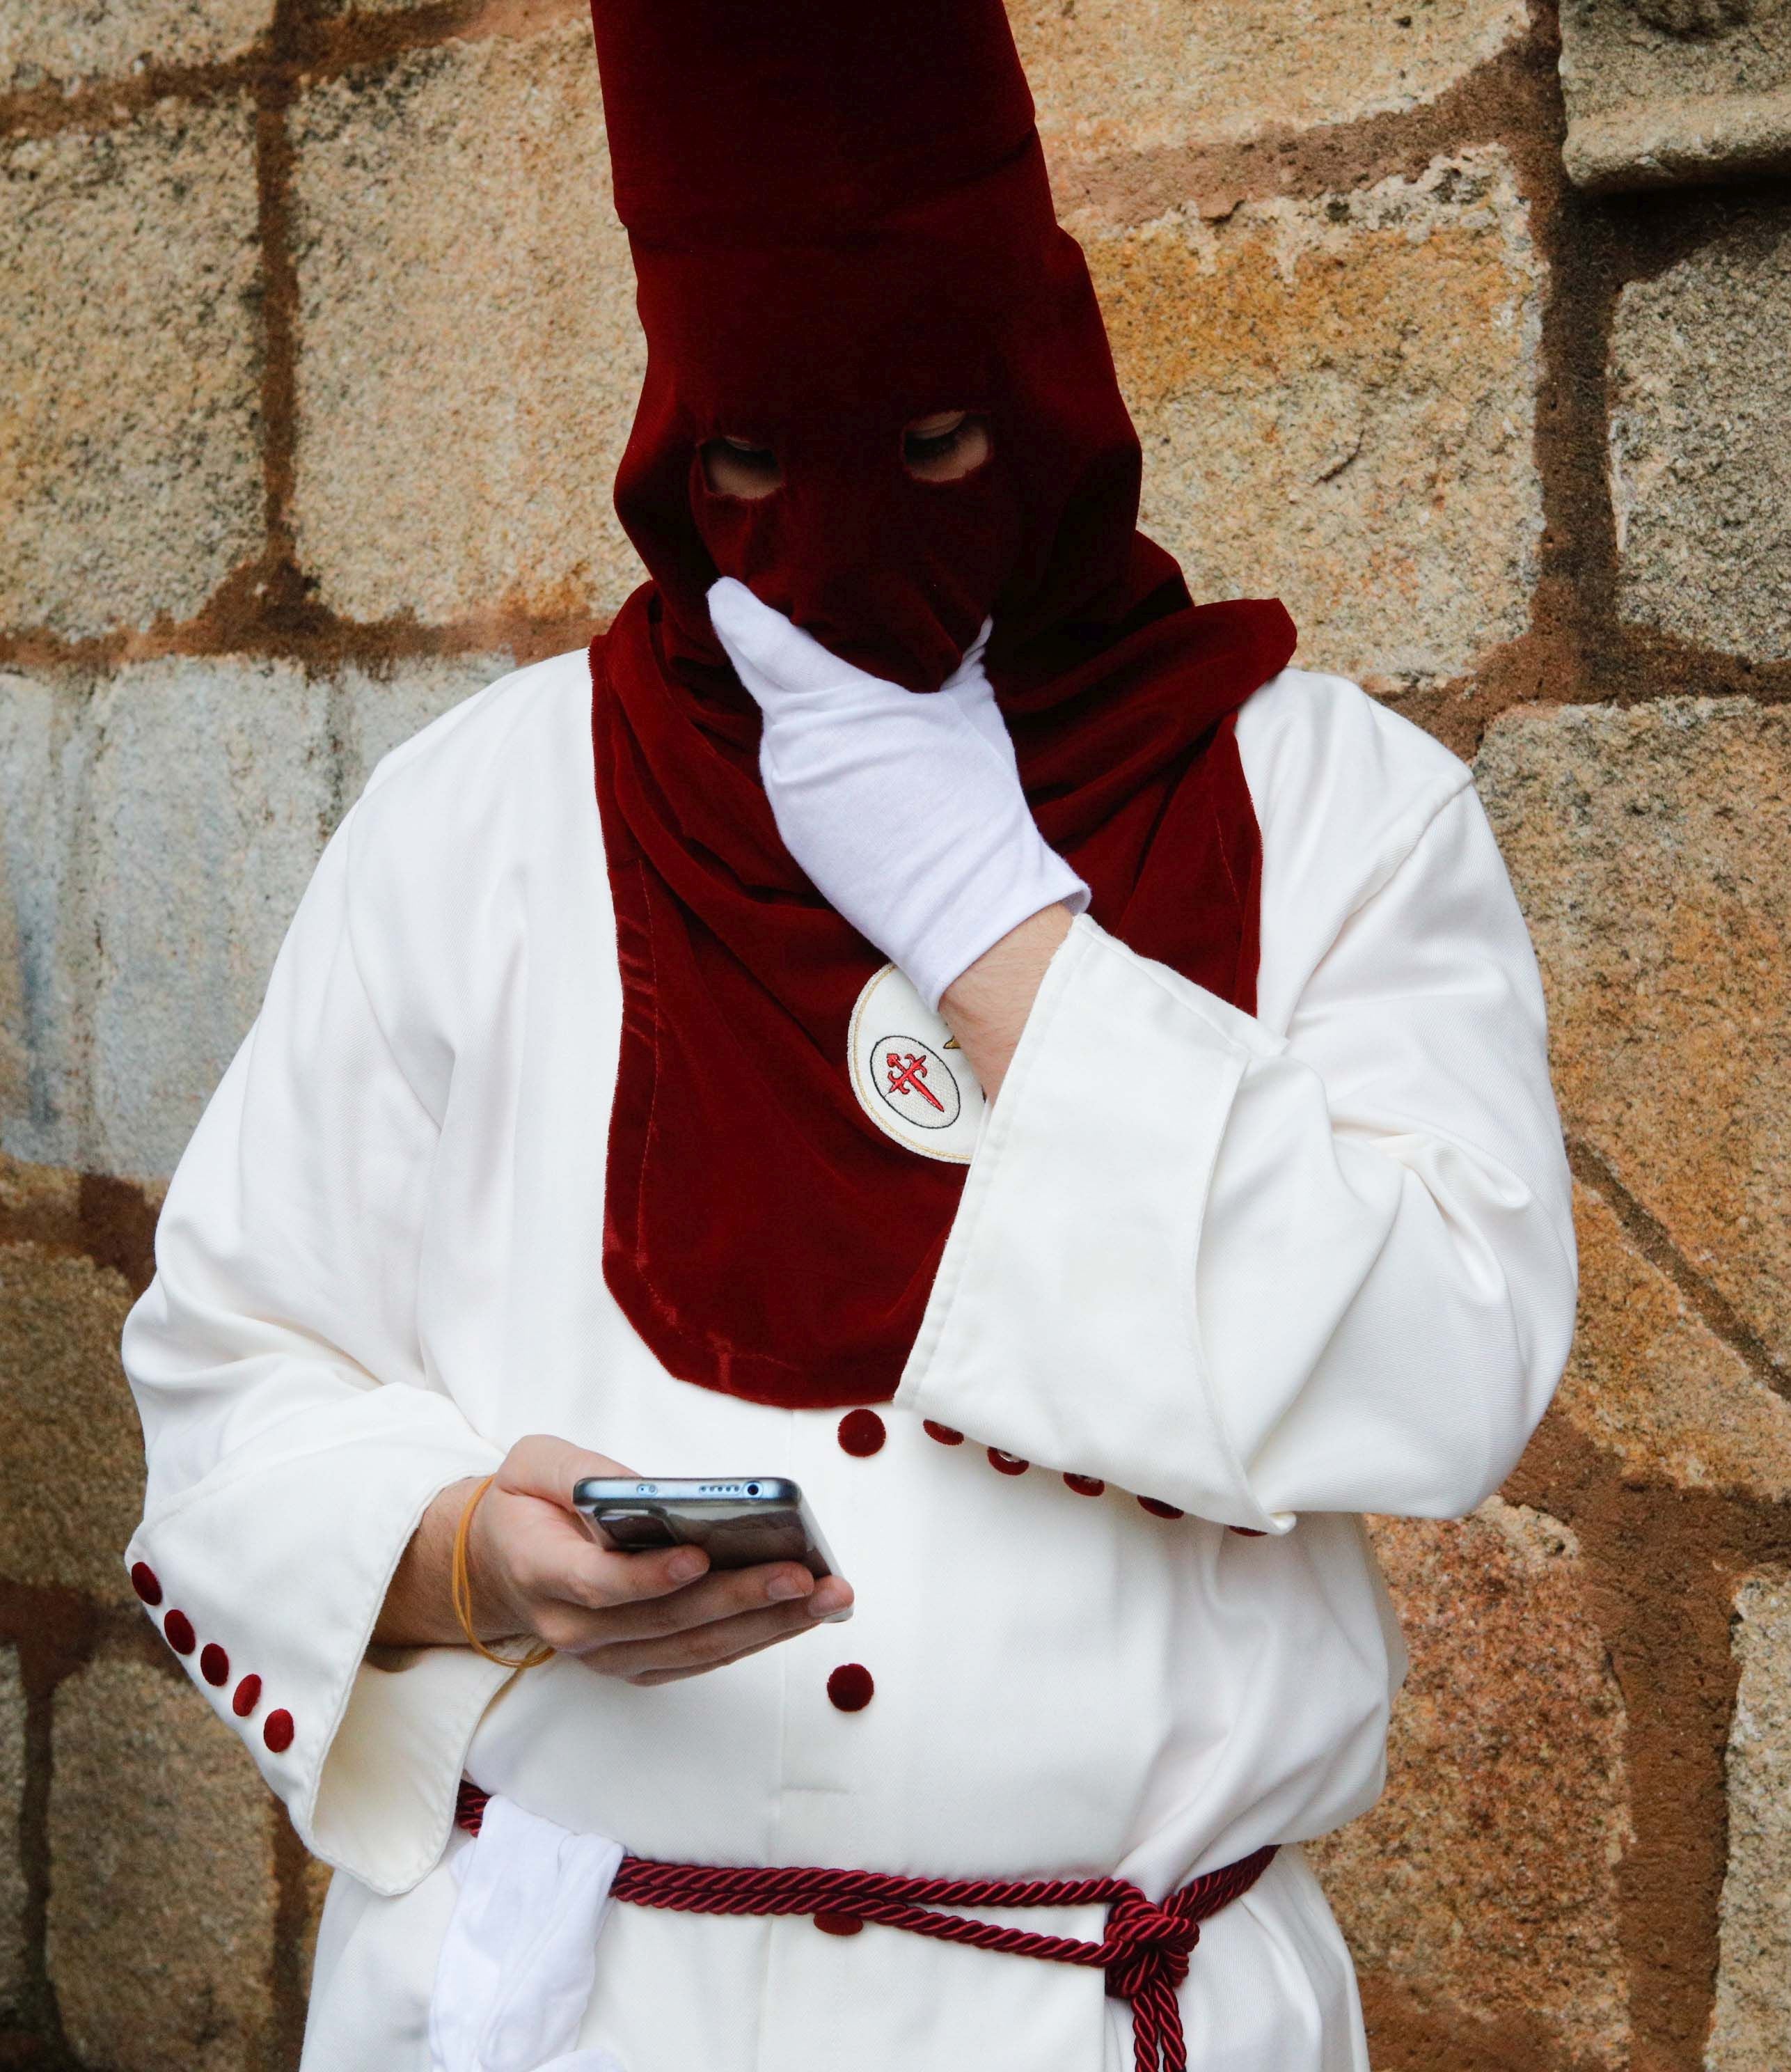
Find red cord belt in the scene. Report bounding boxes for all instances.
[456,1782,1274,2072]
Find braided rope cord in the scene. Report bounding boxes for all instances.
[455,1784,1273,2072]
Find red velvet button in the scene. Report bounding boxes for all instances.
[1064,1473,1105,1497]
[232,1674,262,1718]
[827,1663,874,1713]
[987,1448,1029,1477]
[263,1709,295,1754]
[1138,1497,1184,1520]
[129,1562,163,1607]
[1229,1526,1268,1537]
[163,1610,196,1655]
[814,1912,865,1936]
[200,1643,230,1688]
[922,1420,964,1446]
[837,1408,886,1458]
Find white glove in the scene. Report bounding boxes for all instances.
[709,576,1088,1010]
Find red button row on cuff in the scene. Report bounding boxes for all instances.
[923,1429,1260,1531]
[131,1564,294,1753]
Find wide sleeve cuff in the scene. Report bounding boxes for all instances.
[124,1385,508,1897]
[896,915,1289,1531]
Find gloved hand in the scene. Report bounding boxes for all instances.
[709,576,1088,1010]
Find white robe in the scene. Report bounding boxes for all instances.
[120,649,1576,2072]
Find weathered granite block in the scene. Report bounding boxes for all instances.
[1,654,532,1184]
[1609,209,1791,663]
[85,662,334,1180]
[1080,149,1542,695]
[290,26,644,627]
[1010,0,1526,162]
[0,670,91,1170]
[0,0,272,90]
[1561,0,1791,190]
[1561,1180,1791,1496]
[47,1654,278,2072]
[1309,1500,1630,2066]
[0,1647,24,2023]
[1710,1570,1791,2071]
[1478,699,1791,1372]
[0,1243,141,1603]
[0,98,263,640]
[0,661,332,1178]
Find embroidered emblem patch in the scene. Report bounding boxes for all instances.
[847,962,986,1164]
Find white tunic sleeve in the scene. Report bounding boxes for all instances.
[897,775,1577,1532]
[120,801,510,1899]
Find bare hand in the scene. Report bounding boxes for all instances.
[374,1434,853,1684]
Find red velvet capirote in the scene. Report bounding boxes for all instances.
[587,0,1297,1409]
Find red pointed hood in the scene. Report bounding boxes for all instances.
[590,0,1144,693]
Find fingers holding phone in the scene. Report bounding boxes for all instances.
[466,1436,853,1682]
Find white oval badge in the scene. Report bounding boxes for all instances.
[847,963,986,1164]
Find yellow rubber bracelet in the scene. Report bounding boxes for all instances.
[450,1474,555,1671]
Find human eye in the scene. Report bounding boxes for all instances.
[901,411,991,482]
[700,435,783,499]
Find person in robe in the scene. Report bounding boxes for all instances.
[119,3,1577,2067]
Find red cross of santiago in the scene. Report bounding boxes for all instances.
[885,1049,946,1113]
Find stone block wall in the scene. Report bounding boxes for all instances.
[0,0,1788,2065]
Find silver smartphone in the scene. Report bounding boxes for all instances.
[571,1476,837,1578]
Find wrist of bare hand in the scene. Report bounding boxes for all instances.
[373,1436,853,1679]
[463,1479,535,1642]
